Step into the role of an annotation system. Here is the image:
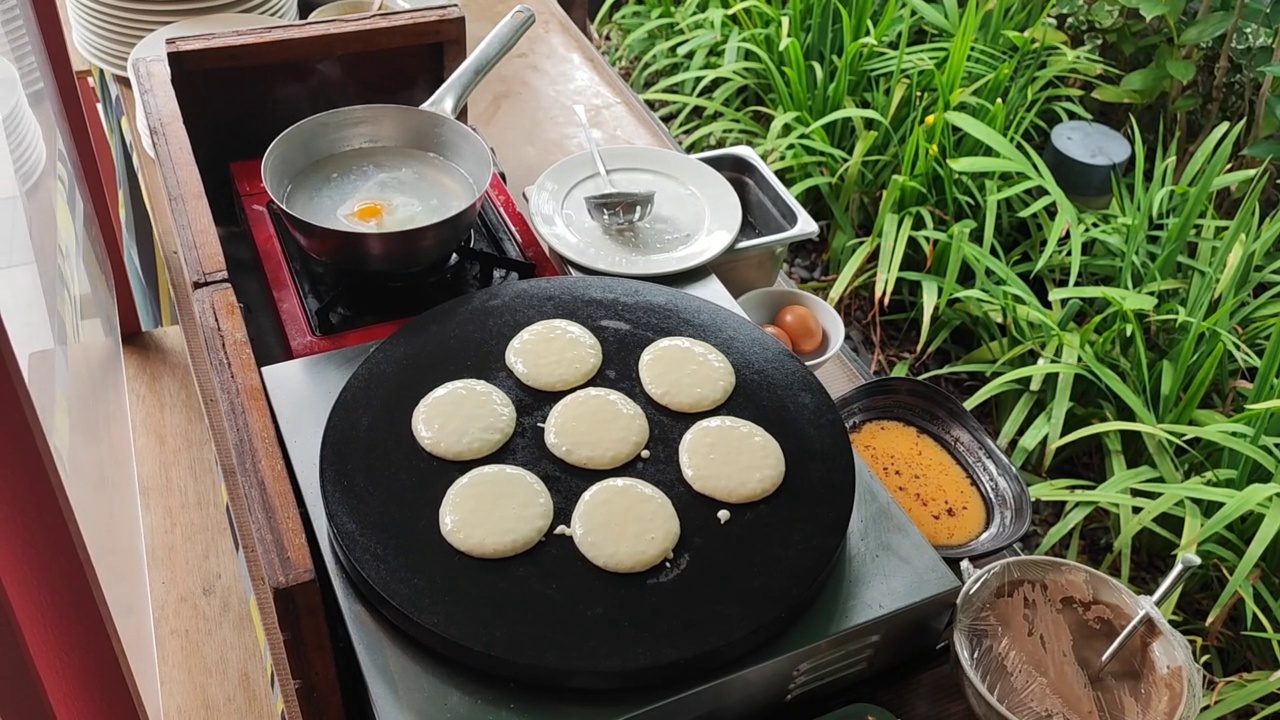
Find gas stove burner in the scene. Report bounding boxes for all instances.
[233,160,558,359]
[267,195,536,338]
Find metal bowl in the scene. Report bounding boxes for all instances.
[835,377,1031,559]
[952,556,1199,720]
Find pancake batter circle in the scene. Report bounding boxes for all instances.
[544,387,650,470]
[439,464,554,559]
[571,477,681,573]
[679,416,786,503]
[638,336,736,413]
[505,319,603,392]
[411,379,517,461]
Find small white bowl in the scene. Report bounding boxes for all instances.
[737,287,845,371]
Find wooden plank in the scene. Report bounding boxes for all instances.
[123,326,278,720]
[116,77,225,297]
[129,58,228,288]
[117,70,326,709]
[194,284,344,720]
[165,6,465,71]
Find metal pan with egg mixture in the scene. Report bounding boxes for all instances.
[318,276,856,689]
[259,6,535,274]
[837,377,1032,559]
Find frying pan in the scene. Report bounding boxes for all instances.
[260,5,536,274]
[319,276,857,688]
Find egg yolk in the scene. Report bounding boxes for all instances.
[348,200,387,226]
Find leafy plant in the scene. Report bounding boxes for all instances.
[599,0,1106,308]
[1055,0,1280,156]
[905,120,1280,716]
[598,2,1280,714]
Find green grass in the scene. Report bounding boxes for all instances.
[599,0,1280,715]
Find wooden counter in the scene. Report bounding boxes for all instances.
[123,328,279,720]
[458,0,677,210]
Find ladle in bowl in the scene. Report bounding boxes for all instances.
[1094,553,1201,677]
[572,104,656,227]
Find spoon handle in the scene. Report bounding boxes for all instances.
[572,104,616,192]
[1095,553,1200,675]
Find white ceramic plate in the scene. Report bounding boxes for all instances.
[0,56,24,117]
[68,10,149,51]
[18,147,48,191]
[3,106,37,142]
[71,30,131,75]
[74,0,293,26]
[69,2,156,34]
[6,135,40,176]
[528,146,742,277]
[92,0,272,14]
[72,0,294,74]
[13,132,46,187]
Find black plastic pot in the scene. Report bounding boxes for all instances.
[1043,120,1133,209]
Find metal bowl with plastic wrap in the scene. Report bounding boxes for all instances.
[953,556,1202,720]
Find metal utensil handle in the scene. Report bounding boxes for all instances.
[420,5,536,118]
[1095,553,1200,675]
[572,103,616,192]
[1150,552,1200,605]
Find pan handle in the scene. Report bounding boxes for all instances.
[420,5,537,119]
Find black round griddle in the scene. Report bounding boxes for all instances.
[319,276,855,689]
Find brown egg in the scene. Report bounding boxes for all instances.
[760,323,793,350]
[773,305,824,354]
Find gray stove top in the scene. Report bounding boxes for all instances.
[262,344,959,720]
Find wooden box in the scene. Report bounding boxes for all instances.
[131,8,468,719]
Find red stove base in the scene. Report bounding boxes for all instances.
[231,160,559,359]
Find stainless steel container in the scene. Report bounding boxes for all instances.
[953,557,1201,720]
[696,146,819,297]
[836,376,1032,559]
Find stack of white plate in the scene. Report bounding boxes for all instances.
[127,13,289,157]
[0,57,45,192]
[0,0,44,95]
[68,0,299,76]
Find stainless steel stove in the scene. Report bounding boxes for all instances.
[262,344,960,719]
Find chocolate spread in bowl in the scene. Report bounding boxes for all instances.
[981,574,1186,720]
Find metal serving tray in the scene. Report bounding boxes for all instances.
[698,146,819,297]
